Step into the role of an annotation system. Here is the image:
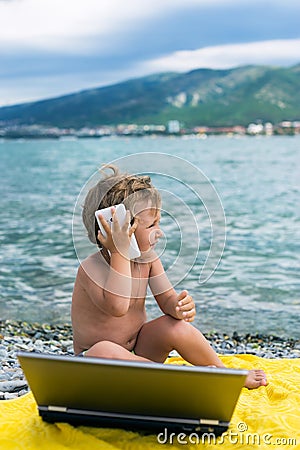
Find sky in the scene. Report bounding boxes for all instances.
[0,0,300,107]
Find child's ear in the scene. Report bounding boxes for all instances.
[131,215,140,225]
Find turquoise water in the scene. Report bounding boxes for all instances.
[0,136,299,338]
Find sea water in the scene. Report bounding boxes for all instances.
[0,135,299,338]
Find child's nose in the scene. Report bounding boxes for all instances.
[156,229,163,238]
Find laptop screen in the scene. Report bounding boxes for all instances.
[18,352,247,424]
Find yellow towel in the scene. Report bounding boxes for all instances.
[0,355,299,450]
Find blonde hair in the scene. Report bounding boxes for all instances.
[82,164,161,245]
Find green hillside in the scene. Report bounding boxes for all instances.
[0,64,299,128]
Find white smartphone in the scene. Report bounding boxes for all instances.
[94,203,141,259]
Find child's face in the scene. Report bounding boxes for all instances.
[134,208,162,253]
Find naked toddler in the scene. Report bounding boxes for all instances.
[72,165,267,389]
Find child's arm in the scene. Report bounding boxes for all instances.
[102,252,132,316]
[148,257,196,322]
[94,209,137,316]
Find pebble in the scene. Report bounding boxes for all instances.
[0,319,299,400]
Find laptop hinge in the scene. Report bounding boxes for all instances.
[48,405,68,413]
[44,406,223,428]
[200,419,220,426]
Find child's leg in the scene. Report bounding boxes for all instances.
[134,315,267,389]
[134,315,224,367]
[84,340,151,362]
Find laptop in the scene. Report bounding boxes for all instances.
[18,352,247,437]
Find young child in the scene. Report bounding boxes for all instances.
[72,164,267,389]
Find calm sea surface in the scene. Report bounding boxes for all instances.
[0,136,299,338]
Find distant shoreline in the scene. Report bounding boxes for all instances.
[1,121,299,140]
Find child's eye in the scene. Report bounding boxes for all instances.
[147,221,159,229]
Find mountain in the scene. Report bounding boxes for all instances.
[0,64,299,128]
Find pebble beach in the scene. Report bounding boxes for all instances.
[1,319,299,400]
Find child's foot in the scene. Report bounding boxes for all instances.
[244,369,267,389]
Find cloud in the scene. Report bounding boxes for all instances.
[1,38,299,107]
[0,0,233,54]
[139,39,300,72]
[1,0,299,106]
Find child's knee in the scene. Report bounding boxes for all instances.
[86,340,119,358]
[162,315,192,340]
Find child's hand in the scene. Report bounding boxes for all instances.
[175,290,196,322]
[97,208,137,257]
